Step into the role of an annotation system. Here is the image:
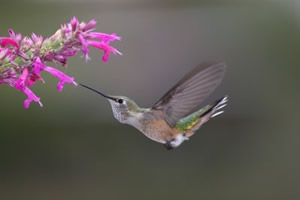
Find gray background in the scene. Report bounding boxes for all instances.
[1,0,300,199]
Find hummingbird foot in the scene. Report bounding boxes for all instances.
[164,141,173,150]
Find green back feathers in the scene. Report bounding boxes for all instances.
[122,96,143,112]
[175,105,211,132]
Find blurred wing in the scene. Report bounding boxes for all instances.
[152,62,226,127]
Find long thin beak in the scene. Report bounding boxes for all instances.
[79,83,117,101]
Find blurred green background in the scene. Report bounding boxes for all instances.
[1,0,300,199]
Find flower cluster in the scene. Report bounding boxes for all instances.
[0,17,121,108]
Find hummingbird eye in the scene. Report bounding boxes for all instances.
[117,99,124,104]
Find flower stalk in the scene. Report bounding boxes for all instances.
[0,17,121,108]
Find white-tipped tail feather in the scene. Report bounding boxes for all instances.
[212,111,224,118]
[211,96,228,118]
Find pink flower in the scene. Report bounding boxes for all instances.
[87,32,121,44]
[0,37,19,49]
[27,73,44,87]
[0,17,121,108]
[8,29,22,44]
[70,16,79,31]
[31,33,43,47]
[15,67,29,90]
[33,57,77,92]
[87,40,122,62]
[43,67,77,92]
[79,34,89,60]
[82,19,97,31]
[23,86,43,108]
[32,57,44,74]
[13,68,44,108]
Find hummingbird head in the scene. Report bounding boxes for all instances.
[106,96,142,123]
[79,84,142,124]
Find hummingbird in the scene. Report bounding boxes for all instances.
[80,62,228,149]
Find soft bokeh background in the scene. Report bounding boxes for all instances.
[1,0,300,199]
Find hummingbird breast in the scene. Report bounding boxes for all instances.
[127,110,177,144]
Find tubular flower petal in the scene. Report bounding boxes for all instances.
[87,40,122,62]
[79,34,88,56]
[33,57,77,91]
[32,57,44,74]
[87,32,121,44]
[70,16,79,31]
[43,66,77,92]
[15,68,29,90]
[82,19,97,31]
[23,86,43,108]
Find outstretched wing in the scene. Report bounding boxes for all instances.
[152,62,226,127]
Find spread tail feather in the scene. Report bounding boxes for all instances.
[175,96,228,138]
[200,96,228,118]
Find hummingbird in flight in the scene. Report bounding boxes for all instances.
[80,62,228,149]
